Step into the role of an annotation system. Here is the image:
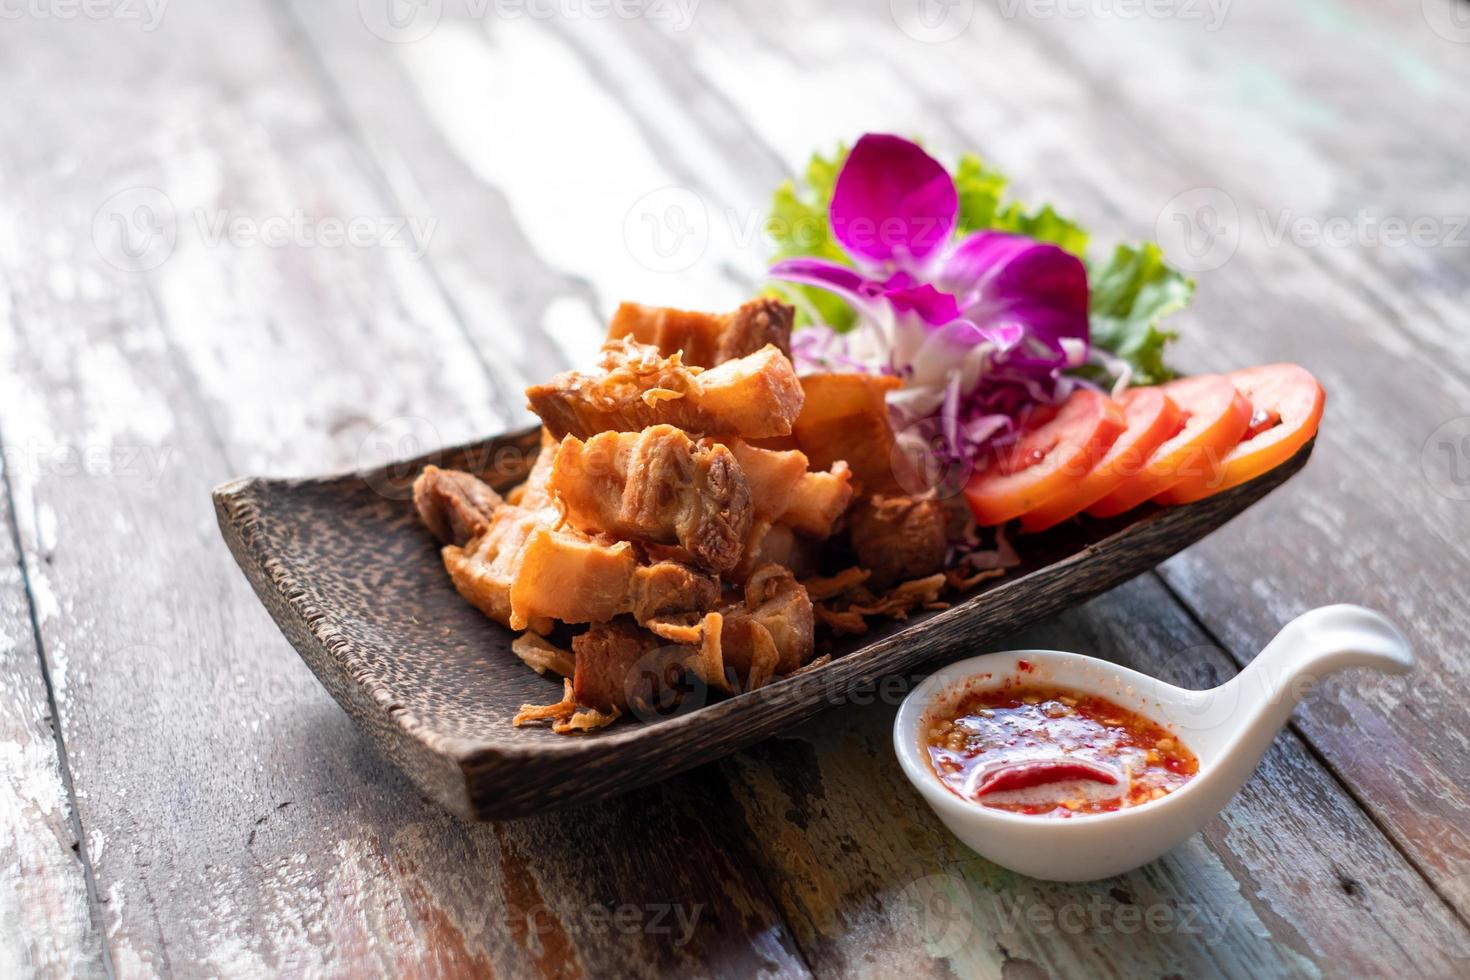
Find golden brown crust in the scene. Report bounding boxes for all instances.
[412,466,504,546]
[527,340,803,441]
[606,297,794,368]
[849,493,949,588]
[550,425,753,574]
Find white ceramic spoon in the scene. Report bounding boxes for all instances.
[893,605,1412,882]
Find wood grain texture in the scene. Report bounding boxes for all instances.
[215,423,1311,819]
[0,465,105,978]
[0,4,804,976]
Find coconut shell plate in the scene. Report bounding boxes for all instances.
[213,428,1314,820]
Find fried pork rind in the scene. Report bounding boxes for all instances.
[513,678,622,734]
[719,564,814,683]
[572,618,722,713]
[848,493,949,588]
[550,424,752,574]
[427,296,1032,736]
[413,466,504,546]
[810,571,950,636]
[511,632,575,677]
[607,297,794,368]
[527,339,803,441]
[791,372,904,494]
[574,566,815,713]
[727,441,854,537]
[443,506,718,631]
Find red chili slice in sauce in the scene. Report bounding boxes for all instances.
[973,759,1120,797]
[925,683,1199,817]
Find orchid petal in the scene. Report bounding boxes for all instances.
[769,257,884,311]
[830,134,957,267]
[944,231,1090,353]
[883,283,960,325]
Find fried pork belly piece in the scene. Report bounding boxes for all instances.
[573,565,814,713]
[526,339,803,441]
[718,564,814,683]
[413,466,504,546]
[848,494,949,588]
[572,621,671,713]
[550,424,752,574]
[505,430,558,511]
[442,505,551,632]
[791,373,903,495]
[606,297,794,368]
[727,441,854,537]
[442,505,718,631]
[736,523,820,582]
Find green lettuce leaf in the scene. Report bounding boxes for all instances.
[1087,243,1194,386]
[953,153,1089,257]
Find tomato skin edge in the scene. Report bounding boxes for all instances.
[1156,365,1325,505]
[1018,388,1182,533]
[1086,377,1251,519]
[963,391,1126,527]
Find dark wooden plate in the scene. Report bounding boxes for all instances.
[214,429,1314,820]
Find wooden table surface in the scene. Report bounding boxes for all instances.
[3,0,1469,976]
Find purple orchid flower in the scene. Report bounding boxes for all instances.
[770,134,1091,462]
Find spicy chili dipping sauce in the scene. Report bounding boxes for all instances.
[925,679,1199,817]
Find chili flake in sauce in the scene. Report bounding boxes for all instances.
[925,683,1198,817]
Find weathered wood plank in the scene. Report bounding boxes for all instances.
[280,2,1470,973]
[0,452,104,978]
[0,6,806,977]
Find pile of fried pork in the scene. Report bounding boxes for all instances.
[413,298,1007,733]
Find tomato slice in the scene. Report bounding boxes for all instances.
[1019,387,1183,532]
[1087,375,1251,518]
[1156,364,1324,505]
[965,389,1126,526]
